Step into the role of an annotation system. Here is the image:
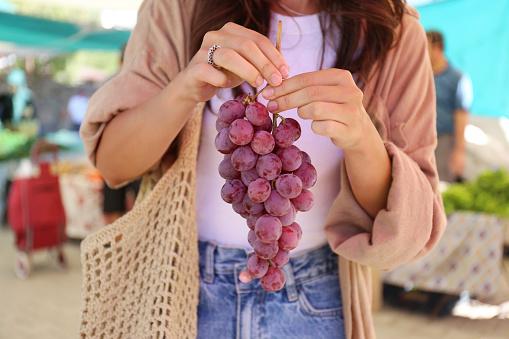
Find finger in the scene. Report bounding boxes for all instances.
[297,102,350,125]
[267,86,352,113]
[209,47,265,88]
[191,62,232,88]
[220,23,289,84]
[310,120,347,140]
[204,33,284,87]
[262,69,356,100]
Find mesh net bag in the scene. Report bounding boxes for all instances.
[79,106,203,338]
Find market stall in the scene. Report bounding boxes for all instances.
[1,130,106,239]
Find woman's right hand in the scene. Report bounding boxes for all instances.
[176,22,290,104]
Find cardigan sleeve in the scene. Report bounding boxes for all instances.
[79,0,193,166]
[324,9,447,271]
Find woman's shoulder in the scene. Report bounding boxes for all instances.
[400,4,426,40]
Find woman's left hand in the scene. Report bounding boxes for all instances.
[262,69,371,152]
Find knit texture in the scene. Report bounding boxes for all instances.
[79,106,203,338]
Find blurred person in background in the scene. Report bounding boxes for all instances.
[0,81,13,129]
[5,68,36,128]
[427,30,473,182]
[67,86,91,132]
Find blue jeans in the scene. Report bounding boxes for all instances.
[197,241,345,339]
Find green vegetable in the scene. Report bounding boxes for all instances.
[442,169,509,217]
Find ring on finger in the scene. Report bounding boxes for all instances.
[207,44,222,69]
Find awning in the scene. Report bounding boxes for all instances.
[0,11,131,53]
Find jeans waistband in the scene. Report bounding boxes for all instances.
[198,241,338,301]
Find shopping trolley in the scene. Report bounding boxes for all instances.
[7,139,67,279]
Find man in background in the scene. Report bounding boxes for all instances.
[67,86,91,131]
[427,30,473,182]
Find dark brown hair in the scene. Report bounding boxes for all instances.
[426,30,444,50]
[190,0,407,83]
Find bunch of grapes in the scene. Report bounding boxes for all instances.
[214,94,317,292]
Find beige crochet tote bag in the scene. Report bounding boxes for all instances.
[79,105,204,338]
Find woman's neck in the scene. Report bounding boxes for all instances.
[272,0,321,16]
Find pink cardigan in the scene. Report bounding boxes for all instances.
[80,1,447,337]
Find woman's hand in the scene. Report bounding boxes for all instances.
[177,22,290,104]
[261,69,370,152]
[262,68,392,217]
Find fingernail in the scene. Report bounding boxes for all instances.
[263,87,274,99]
[255,75,264,87]
[280,65,290,78]
[267,101,278,112]
[225,79,232,87]
[271,73,282,86]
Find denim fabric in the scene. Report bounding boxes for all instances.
[197,241,345,339]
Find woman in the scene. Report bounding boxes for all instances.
[80,0,446,338]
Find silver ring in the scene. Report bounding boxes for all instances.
[207,44,221,69]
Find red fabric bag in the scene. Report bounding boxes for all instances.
[7,141,66,251]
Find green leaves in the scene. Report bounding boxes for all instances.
[442,169,509,217]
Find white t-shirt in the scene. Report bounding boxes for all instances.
[196,11,344,255]
[68,94,90,125]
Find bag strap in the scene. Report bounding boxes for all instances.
[133,102,205,206]
[30,139,58,164]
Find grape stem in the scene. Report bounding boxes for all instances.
[246,20,283,104]
[270,179,276,190]
[271,113,286,134]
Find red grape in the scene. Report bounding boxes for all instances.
[264,190,291,217]
[288,222,302,240]
[255,215,282,243]
[231,146,258,171]
[246,102,270,126]
[216,118,230,132]
[241,167,260,187]
[254,116,273,133]
[248,230,257,247]
[246,213,264,230]
[291,189,314,212]
[279,224,300,251]
[229,119,254,146]
[247,178,271,203]
[246,253,269,279]
[218,99,245,123]
[215,128,237,154]
[232,201,249,218]
[293,162,317,189]
[253,239,279,259]
[277,145,303,171]
[260,267,286,292]
[274,122,298,148]
[256,153,282,181]
[243,194,265,215]
[218,158,240,180]
[285,118,301,142]
[251,130,275,155]
[278,203,296,226]
[235,94,250,106]
[269,248,290,268]
[301,151,312,163]
[220,179,247,204]
[275,173,302,199]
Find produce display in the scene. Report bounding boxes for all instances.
[215,93,317,292]
[0,129,36,162]
[441,169,509,217]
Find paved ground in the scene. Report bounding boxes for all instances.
[0,226,508,339]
